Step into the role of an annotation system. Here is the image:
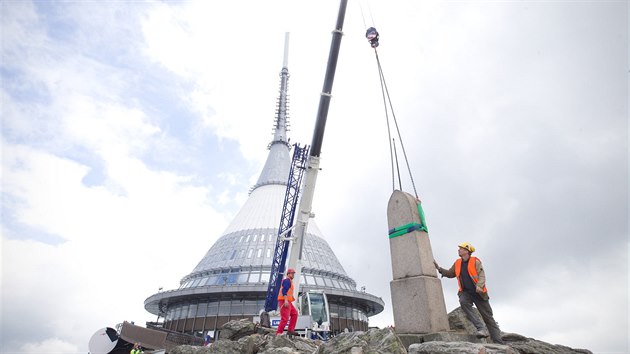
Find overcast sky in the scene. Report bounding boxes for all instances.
[1,1,628,353]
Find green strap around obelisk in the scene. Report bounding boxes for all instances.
[388,202,428,239]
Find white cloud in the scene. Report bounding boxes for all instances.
[139,1,344,161]
[1,3,230,352]
[2,141,229,352]
[491,250,628,352]
[19,338,79,354]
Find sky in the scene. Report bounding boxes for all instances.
[1,1,627,353]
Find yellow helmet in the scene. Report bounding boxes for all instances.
[458,242,475,253]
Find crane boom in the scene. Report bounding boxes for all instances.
[287,0,348,300]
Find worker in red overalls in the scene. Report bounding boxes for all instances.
[276,268,299,336]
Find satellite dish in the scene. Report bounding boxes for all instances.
[88,327,118,354]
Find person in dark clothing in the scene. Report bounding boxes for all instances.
[434,242,505,344]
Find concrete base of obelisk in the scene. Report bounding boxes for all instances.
[390,276,450,334]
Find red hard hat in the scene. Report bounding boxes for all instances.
[287,268,296,274]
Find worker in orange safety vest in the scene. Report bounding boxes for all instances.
[434,242,505,344]
[276,268,299,336]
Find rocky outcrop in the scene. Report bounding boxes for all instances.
[501,333,593,354]
[169,321,402,354]
[217,319,258,340]
[169,314,592,354]
[409,341,517,354]
[315,327,406,354]
[447,306,484,334]
[446,308,592,354]
[169,332,319,354]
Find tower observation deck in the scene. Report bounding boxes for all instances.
[144,35,384,336]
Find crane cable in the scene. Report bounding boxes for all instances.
[365,27,419,200]
[360,3,428,235]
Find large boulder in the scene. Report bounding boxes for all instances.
[206,339,248,353]
[169,339,255,354]
[409,341,517,354]
[314,331,367,354]
[218,319,259,340]
[260,334,320,354]
[169,345,205,354]
[258,348,303,354]
[236,333,269,354]
[315,327,406,354]
[445,309,592,354]
[501,333,593,354]
[170,331,317,354]
[448,307,484,334]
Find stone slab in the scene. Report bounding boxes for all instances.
[408,341,517,354]
[387,190,438,279]
[397,332,483,348]
[390,275,450,334]
[396,333,426,348]
[421,332,484,343]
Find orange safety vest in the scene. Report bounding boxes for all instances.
[454,257,487,293]
[277,278,295,302]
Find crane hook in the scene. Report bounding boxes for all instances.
[366,27,380,48]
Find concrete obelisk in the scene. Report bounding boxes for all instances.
[387,190,449,334]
